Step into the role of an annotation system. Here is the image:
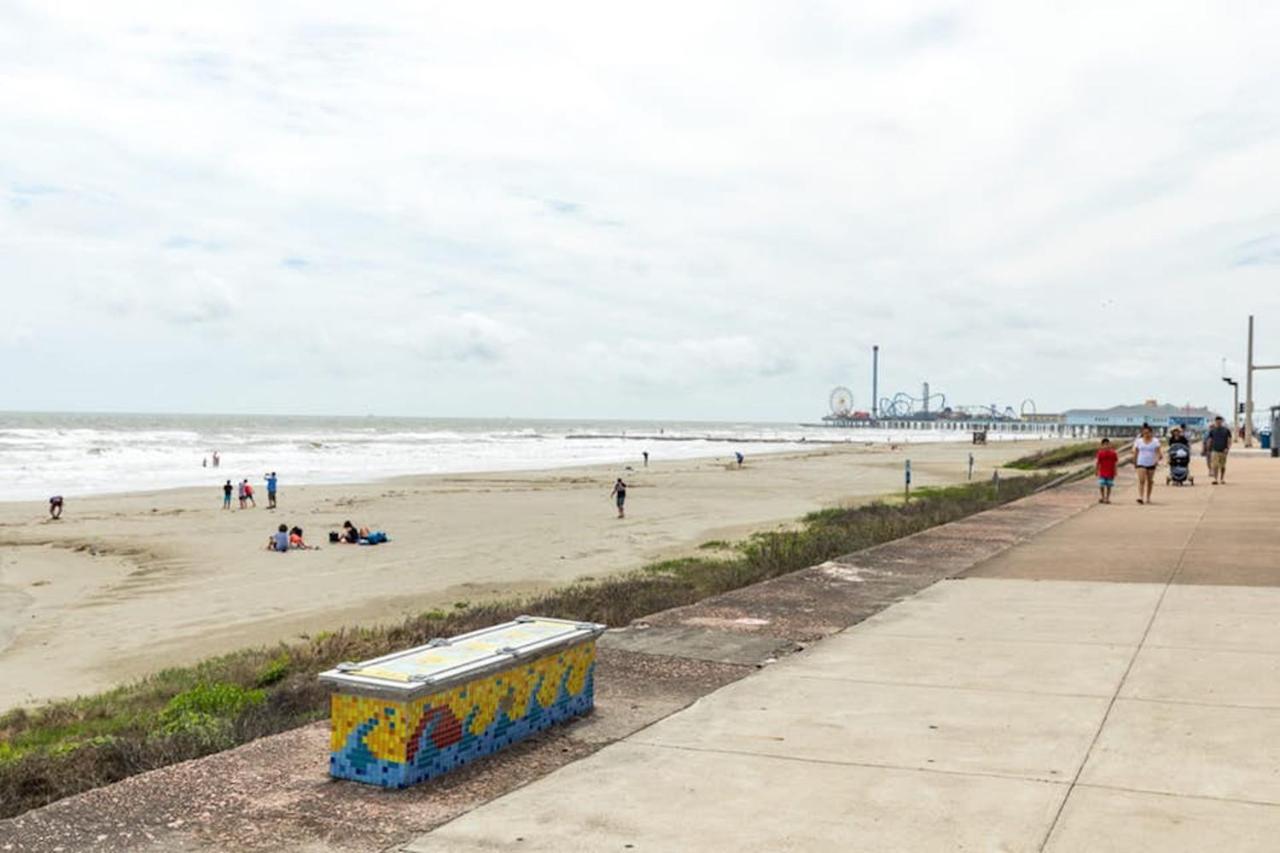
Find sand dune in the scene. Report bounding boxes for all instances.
[0,439,1053,708]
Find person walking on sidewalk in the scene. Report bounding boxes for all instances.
[1095,438,1118,504]
[1206,415,1233,484]
[1132,425,1162,505]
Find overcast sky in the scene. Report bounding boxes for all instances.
[3,1,1280,421]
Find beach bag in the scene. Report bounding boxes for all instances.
[329,531,340,543]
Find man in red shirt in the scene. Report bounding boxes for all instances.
[1095,438,1119,504]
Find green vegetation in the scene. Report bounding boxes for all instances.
[0,473,1053,819]
[1005,441,1101,470]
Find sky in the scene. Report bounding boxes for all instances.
[3,1,1280,422]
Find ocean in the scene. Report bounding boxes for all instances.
[0,412,993,501]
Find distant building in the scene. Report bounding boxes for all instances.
[1062,402,1218,436]
[1022,413,1064,424]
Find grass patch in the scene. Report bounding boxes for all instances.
[0,473,1054,819]
[1005,441,1100,470]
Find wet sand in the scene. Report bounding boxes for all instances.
[0,439,1054,708]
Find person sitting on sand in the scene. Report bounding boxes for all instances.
[267,523,289,552]
[335,520,369,544]
[289,526,315,550]
[49,495,63,520]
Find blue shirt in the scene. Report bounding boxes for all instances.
[266,476,277,493]
[272,530,289,551]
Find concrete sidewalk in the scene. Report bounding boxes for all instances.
[407,456,1280,852]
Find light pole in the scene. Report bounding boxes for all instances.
[1223,377,1239,436]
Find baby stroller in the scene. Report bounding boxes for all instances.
[1166,443,1194,486]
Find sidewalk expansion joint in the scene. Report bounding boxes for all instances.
[627,739,1073,788]
[1036,490,1215,851]
[784,672,1118,701]
[1076,781,1280,810]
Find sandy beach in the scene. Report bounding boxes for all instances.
[0,439,1054,708]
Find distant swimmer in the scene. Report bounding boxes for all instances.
[212,451,220,468]
[202,457,207,468]
[222,479,233,509]
[48,495,63,520]
[265,472,278,509]
[610,478,627,519]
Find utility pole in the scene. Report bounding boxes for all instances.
[1246,314,1280,447]
[1246,316,1255,446]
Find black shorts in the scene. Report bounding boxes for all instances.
[1138,464,1156,470]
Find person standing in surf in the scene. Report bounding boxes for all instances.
[1132,425,1162,505]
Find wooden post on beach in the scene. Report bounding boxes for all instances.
[904,459,911,502]
[968,453,974,481]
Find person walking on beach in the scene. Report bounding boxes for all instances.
[610,478,627,519]
[642,451,649,467]
[735,451,745,468]
[244,480,256,508]
[237,479,247,509]
[1206,415,1232,484]
[222,479,233,509]
[1132,425,1162,504]
[48,495,63,520]
[265,472,278,509]
[1095,439,1118,504]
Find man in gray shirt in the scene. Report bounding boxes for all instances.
[1207,416,1233,484]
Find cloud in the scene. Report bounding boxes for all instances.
[2,1,1280,417]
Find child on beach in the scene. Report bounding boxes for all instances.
[244,481,256,508]
[610,478,627,518]
[289,526,315,550]
[237,480,246,509]
[222,480,233,509]
[267,524,289,551]
[265,472,278,509]
[48,495,63,519]
[1095,439,1118,504]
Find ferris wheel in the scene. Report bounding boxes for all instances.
[829,386,855,417]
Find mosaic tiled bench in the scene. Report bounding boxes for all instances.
[319,616,605,788]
